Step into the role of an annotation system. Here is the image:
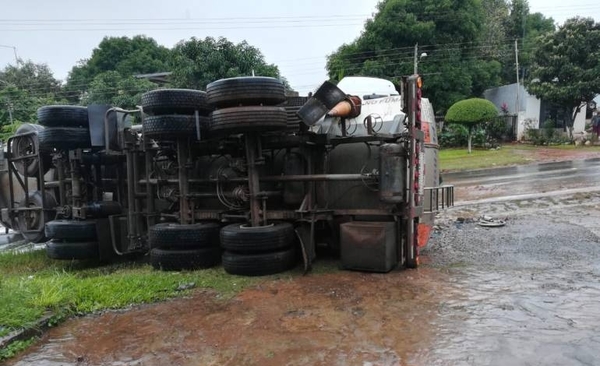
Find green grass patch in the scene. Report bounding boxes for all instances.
[0,250,260,338]
[440,144,600,172]
[440,147,531,171]
[0,337,36,361]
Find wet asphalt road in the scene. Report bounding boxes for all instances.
[446,158,600,202]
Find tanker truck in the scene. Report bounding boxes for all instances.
[0,74,453,275]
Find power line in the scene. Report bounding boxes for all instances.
[0,3,597,24]
[0,4,598,31]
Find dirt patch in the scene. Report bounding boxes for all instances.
[512,146,600,164]
[9,266,453,366]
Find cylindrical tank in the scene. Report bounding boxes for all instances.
[379,144,406,203]
[317,143,383,210]
[283,152,306,206]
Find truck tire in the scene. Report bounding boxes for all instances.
[15,191,57,243]
[148,222,220,250]
[280,96,309,131]
[222,248,297,276]
[37,106,89,128]
[45,220,97,241]
[38,127,91,150]
[150,247,221,271]
[46,240,99,260]
[141,89,211,116]
[206,77,286,108]
[210,106,287,135]
[143,115,209,139]
[11,123,52,177]
[220,222,294,254]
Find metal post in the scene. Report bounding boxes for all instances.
[7,103,13,125]
[125,149,138,245]
[145,148,156,228]
[245,134,261,227]
[515,39,520,117]
[177,139,190,224]
[414,43,418,75]
[70,155,81,209]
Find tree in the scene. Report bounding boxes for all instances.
[0,60,61,95]
[326,0,501,114]
[0,61,64,130]
[169,37,288,90]
[65,36,170,101]
[526,17,600,135]
[445,98,499,153]
[481,0,510,59]
[82,71,158,109]
[499,0,555,84]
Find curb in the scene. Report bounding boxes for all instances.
[453,186,600,207]
[0,313,54,350]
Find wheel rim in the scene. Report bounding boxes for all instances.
[18,202,41,231]
[13,135,37,175]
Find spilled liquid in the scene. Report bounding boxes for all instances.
[8,217,600,366]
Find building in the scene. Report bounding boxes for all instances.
[484,83,587,140]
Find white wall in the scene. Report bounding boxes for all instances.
[573,103,587,133]
[517,94,541,139]
[485,83,587,139]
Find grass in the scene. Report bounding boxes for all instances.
[0,250,263,341]
[439,147,531,171]
[0,338,36,361]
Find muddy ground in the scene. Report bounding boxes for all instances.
[513,145,600,164]
[7,190,600,366]
[8,152,600,366]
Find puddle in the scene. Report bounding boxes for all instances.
[8,210,600,365]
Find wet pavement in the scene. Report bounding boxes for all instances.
[8,192,600,366]
[446,158,600,202]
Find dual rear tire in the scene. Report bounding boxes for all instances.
[45,220,99,260]
[148,222,221,271]
[220,222,297,276]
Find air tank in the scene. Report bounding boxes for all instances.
[379,144,406,204]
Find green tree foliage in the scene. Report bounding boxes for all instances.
[326,0,502,114]
[500,0,555,83]
[0,60,61,95]
[82,71,157,109]
[169,37,287,90]
[445,98,499,153]
[0,61,64,131]
[65,36,169,101]
[481,0,510,59]
[526,17,600,133]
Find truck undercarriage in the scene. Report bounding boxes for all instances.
[0,74,453,275]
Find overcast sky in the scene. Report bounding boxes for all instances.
[0,0,598,94]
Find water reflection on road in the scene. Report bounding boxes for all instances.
[446,158,600,202]
[424,267,600,366]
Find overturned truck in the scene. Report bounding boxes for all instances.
[0,74,453,275]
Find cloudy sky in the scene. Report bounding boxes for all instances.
[0,0,598,94]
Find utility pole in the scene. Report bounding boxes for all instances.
[413,43,418,75]
[515,39,520,116]
[7,102,13,125]
[0,44,19,64]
